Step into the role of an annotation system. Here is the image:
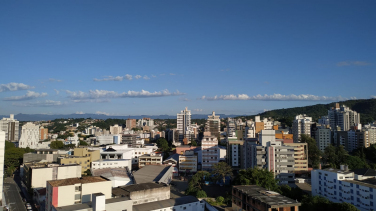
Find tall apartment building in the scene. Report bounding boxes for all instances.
[250,130,296,184]
[226,137,244,170]
[226,118,236,138]
[201,136,219,171]
[232,185,301,211]
[293,114,312,142]
[334,130,366,152]
[205,111,220,138]
[110,124,123,134]
[177,107,192,141]
[46,177,112,211]
[284,143,309,174]
[40,126,48,140]
[125,119,136,130]
[363,125,376,148]
[328,103,360,131]
[19,122,40,149]
[137,118,154,127]
[318,115,330,127]
[0,131,5,201]
[0,114,19,141]
[312,166,376,211]
[315,127,332,152]
[244,121,256,139]
[179,150,198,174]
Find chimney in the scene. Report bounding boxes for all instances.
[92,193,105,211]
[340,165,344,170]
[10,114,14,119]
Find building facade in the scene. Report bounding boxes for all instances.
[328,103,361,131]
[293,114,312,142]
[177,107,192,142]
[110,124,123,135]
[19,122,40,149]
[205,111,220,138]
[179,150,198,174]
[0,114,19,142]
[201,136,219,171]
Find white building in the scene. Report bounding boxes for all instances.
[137,118,154,127]
[66,134,79,146]
[318,116,330,128]
[0,114,19,141]
[19,122,40,149]
[177,107,191,141]
[110,124,123,135]
[315,128,332,152]
[133,195,205,211]
[328,103,361,131]
[363,125,376,147]
[293,114,312,142]
[96,134,121,145]
[101,145,153,168]
[255,116,274,130]
[201,136,219,171]
[0,131,5,200]
[91,159,132,170]
[312,166,376,211]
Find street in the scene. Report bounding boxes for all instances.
[3,177,26,211]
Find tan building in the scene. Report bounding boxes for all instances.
[205,111,220,138]
[57,148,100,174]
[284,142,309,174]
[40,127,48,140]
[46,177,112,211]
[179,150,197,174]
[126,119,136,130]
[138,153,162,168]
[22,163,81,189]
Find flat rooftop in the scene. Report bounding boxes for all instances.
[343,178,376,189]
[322,168,353,174]
[92,168,131,179]
[112,183,166,197]
[53,197,130,211]
[133,196,199,211]
[133,165,172,184]
[48,176,107,187]
[233,185,301,208]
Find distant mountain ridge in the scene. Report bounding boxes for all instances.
[243,99,376,124]
[0,113,240,121]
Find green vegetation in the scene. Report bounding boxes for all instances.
[186,171,210,197]
[4,141,34,176]
[301,195,359,211]
[92,119,125,130]
[300,134,321,168]
[50,140,64,149]
[79,140,88,146]
[241,99,376,125]
[233,168,280,192]
[211,162,233,185]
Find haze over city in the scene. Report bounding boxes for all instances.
[1,1,375,116]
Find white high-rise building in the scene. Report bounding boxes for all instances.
[328,103,360,131]
[293,114,312,142]
[0,131,5,200]
[177,107,191,141]
[110,124,123,135]
[0,114,19,141]
[201,136,219,171]
[19,122,40,149]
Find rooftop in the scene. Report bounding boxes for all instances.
[53,197,130,211]
[139,154,161,157]
[343,178,376,189]
[353,168,376,177]
[133,165,172,184]
[321,168,353,174]
[112,183,166,197]
[133,196,199,211]
[233,185,301,208]
[48,176,107,187]
[92,168,131,179]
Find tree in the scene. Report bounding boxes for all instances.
[79,140,88,146]
[216,196,224,204]
[301,134,321,168]
[4,148,25,169]
[186,171,210,196]
[156,138,170,152]
[196,190,207,198]
[322,145,337,168]
[300,195,359,211]
[280,185,305,201]
[50,141,64,149]
[191,140,197,146]
[212,162,233,185]
[84,169,92,176]
[344,155,369,170]
[233,168,279,192]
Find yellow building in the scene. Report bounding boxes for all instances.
[57,148,100,174]
[284,143,309,174]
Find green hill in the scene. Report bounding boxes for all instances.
[242,99,376,126]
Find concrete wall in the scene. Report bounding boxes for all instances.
[58,185,75,207]
[130,186,170,205]
[81,181,112,203]
[105,199,133,211]
[57,165,82,180]
[32,168,53,188]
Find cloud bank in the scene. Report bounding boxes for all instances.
[94,74,155,81]
[200,94,350,101]
[66,89,184,100]
[3,91,47,101]
[12,100,65,107]
[0,83,34,92]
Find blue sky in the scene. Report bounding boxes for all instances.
[0,1,375,116]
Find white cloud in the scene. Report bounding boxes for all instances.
[0,83,34,92]
[337,61,372,67]
[3,91,47,101]
[12,100,64,107]
[200,93,351,101]
[134,75,142,79]
[54,89,60,95]
[151,75,156,78]
[75,111,85,114]
[94,74,133,81]
[96,111,110,116]
[66,89,184,101]
[143,75,150,80]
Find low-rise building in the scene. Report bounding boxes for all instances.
[284,142,309,174]
[92,168,133,187]
[232,185,301,211]
[112,183,170,205]
[133,195,204,211]
[46,177,112,211]
[57,148,100,174]
[91,159,132,170]
[22,163,81,189]
[138,153,162,168]
[133,165,173,185]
